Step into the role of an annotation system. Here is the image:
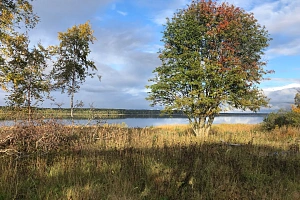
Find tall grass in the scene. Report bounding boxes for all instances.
[0,123,300,199]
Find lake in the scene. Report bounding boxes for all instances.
[64,115,265,127]
[0,115,266,127]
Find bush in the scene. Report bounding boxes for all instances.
[262,109,300,131]
[0,119,81,156]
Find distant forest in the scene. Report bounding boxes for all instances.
[0,106,269,120]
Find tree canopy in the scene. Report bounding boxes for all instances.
[51,21,98,119]
[0,33,50,120]
[0,0,51,120]
[147,0,273,136]
[0,0,39,74]
[295,91,300,108]
[291,90,300,113]
[0,0,38,37]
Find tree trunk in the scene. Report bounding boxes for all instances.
[191,116,215,137]
[70,91,74,121]
[27,84,31,123]
[192,126,210,137]
[70,72,75,124]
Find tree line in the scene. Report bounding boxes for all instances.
[0,0,98,122]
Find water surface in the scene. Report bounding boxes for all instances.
[0,115,265,127]
[69,115,264,127]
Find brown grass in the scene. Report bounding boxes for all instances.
[0,122,300,199]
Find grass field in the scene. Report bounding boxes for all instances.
[0,122,300,199]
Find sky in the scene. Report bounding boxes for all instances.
[1,0,300,111]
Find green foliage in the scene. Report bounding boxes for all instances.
[262,110,300,131]
[0,33,51,119]
[51,21,98,119]
[147,0,272,136]
[295,91,300,108]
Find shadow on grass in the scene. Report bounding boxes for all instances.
[1,142,300,200]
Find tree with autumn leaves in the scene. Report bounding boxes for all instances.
[291,91,300,114]
[0,34,50,121]
[0,1,98,121]
[0,0,38,37]
[147,0,273,136]
[0,0,44,119]
[51,21,98,120]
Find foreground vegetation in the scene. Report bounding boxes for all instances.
[1,122,300,199]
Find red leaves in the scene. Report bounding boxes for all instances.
[149,0,272,124]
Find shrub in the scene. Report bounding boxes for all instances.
[0,119,81,156]
[262,109,300,131]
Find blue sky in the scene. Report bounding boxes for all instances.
[1,0,299,111]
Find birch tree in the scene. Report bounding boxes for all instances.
[51,21,97,120]
[0,34,50,120]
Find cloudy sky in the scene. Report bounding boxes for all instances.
[2,0,300,111]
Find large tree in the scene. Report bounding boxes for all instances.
[51,21,97,120]
[147,0,273,137]
[0,33,50,121]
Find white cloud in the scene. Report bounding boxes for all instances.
[262,83,300,111]
[152,9,175,25]
[219,0,265,10]
[251,1,300,34]
[117,10,128,16]
[264,83,300,92]
[266,38,300,56]
[249,0,300,56]
[142,0,190,25]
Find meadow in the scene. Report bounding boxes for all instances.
[0,121,300,199]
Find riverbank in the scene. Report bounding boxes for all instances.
[0,123,299,199]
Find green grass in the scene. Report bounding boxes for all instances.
[0,123,300,199]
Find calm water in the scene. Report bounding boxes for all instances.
[0,116,265,127]
[66,115,264,127]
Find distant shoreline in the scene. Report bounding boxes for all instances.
[0,107,269,120]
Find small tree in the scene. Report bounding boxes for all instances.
[294,91,300,108]
[147,0,273,137]
[0,33,50,121]
[291,90,300,113]
[51,21,97,120]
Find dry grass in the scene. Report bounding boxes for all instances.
[0,122,300,199]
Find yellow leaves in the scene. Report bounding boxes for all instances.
[18,1,32,12]
[292,93,300,113]
[58,21,96,44]
[1,85,8,92]
[48,45,59,55]
[0,0,38,32]
[291,105,300,114]
[1,9,14,22]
